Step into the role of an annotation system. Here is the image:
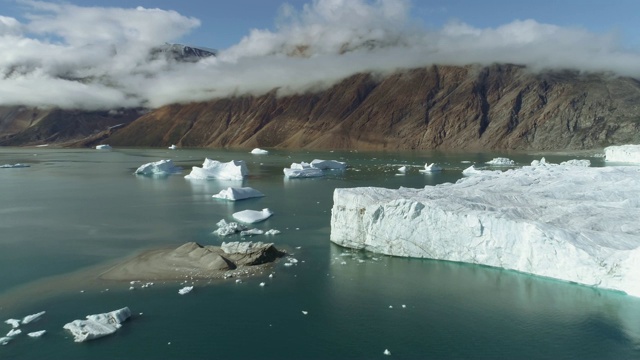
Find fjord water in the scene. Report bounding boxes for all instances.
[1,147,639,359]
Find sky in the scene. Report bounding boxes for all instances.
[1,0,640,110]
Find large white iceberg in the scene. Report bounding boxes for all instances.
[63,307,131,342]
[605,144,640,163]
[184,159,249,180]
[134,159,182,176]
[212,187,264,201]
[232,208,273,223]
[331,163,640,297]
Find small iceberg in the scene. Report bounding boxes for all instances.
[397,166,407,173]
[462,165,501,176]
[134,159,182,176]
[27,330,46,338]
[178,286,193,295]
[0,337,11,345]
[310,159,347,170]
[240,229,264,236]
[6,329,21,337]
[168,144,177,150]
[250,148,269,155]
[5,319,20,328]
[232,208,273,224]
[485,157,515,166]
[283,164,323,178]
[95,144,112,150]
[185,159,248,180]
[0,163,30,168]
[419,163,442,173]
[22,311,45,324]
[214,219,248,236]
[212,187,264,201]
[63,307,131,343]
[560,159,591,167]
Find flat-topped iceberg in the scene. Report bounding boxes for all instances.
[331,163,640,297]
[233,208,273,224]
[63,307,131,342]
[283,165,323,178]
[485,157,515,166]
[250,148,269,155]
[95,144,112,150]
[134,159,182,176]
[185,159,248,180]
[310,159,347,170]
[605,144,640,163]
[212,187,264,201]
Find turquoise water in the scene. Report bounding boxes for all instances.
[1,147,639,359]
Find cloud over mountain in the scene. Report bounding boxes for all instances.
[1,0,639,110]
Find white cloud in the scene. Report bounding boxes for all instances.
[0,0,639,110]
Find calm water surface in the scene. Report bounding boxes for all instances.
[0,147,639,359]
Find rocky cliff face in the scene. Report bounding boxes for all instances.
[3,64,640,150]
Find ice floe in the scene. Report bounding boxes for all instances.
[605,144,640,163]
[250,148,269,155]
[419,163,442,173]
[134,159,182,176]
[27,330,46,338]
[214,219,248,236]
[240,229,265,236]
[178,286,193,295]
[95,144,112,150]
[264,229,281,235]
[22,311,45,324]
[63,307,131,342]
[560,159,591,167]
[0,337,11,345]
[461,165,501,176]
[6,329,21,337]
[232,208,273,224]
[212,187,264,201]
[168,144,177,150]
[331,161,640,297]
[485,157,515,166]
[0,163,30,168]
[184,159,248,180]
[5,319,20,328]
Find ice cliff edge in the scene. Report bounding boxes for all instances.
[330,162,640,297]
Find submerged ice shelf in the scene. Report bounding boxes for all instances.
[330,161,640,297]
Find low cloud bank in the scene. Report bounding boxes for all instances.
[1,0,639,110]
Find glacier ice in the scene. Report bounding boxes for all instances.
[485,157,515,166]
[330,162,640,297]
[214,219,248,236]
[419,163,442,173]
[283,167,324,178]
[95,144,112,150]
[232,208,273,223]
[461,165,501,176]
[63,307,131,342]
[560,159,591,167]
[310,159,347,170]
[5,319,20,328]
[605,144,640,163]
[27,330,46,338]
[178,286,193,295]
[22,311,45,324]
[250,148,269,154]
[134,159,182,176]
[283,159,347,178]
[212,187,264,201]
[184,159,249,180]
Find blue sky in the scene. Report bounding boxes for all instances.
[1,0,640,109]
[4,0,640,50]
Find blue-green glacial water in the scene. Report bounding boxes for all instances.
[0,147,639,359]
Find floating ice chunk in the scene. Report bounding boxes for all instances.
[561,159,591,167]
[6,329,21,337]
[419,163,442,173]
[184,159,249,180]
[235,279,242,284]
[290,162,312,170]
[384,349,391,355]
[22,311,45,324]
[5,319,20,328]
[283,167,323,178]
[168,144,177,150]
[0,337,10,345]
[485,157,515,166]
[232,208,273,224]
[310,159,347,170]
[331,163,640,297]
[212,187,264,201]
[397,166,407,173]
[461,165,501,176]
[240,229,264,236]
[178,286,193,295]
[27,330,46,338]
[605,144,640,163]
[264,229,281,235]
[63,307,131,342]
[250,148,269,155]
[95,144,112,150]
[259,282,266,287]
[301,311,308,315]
[134,159,182,176]
[530,157,548,167]
[214,219,248,236]
[0,163,30,168]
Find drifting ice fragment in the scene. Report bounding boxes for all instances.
[0,163,30,168]
[6,329,21,337]
[63,307,132,342]
[264,229,281,235]
[178,286,193,295]
[310,159,347,170]
[22,311,45,324]
[5,319,20,328]
[232,208,273,224]
[283,167,323,178]
[0,337,10,345]
[212,187,264,201]
[485,157,515,166]
[134,159,182,176]
[27,330,46,338]
[419,163,442,173]
[214,219,247,236]
[301,311,308,315]
[95,144,112,150]
[384,349,391,355]
[259,282,266,287]
[168,144,177,150]
[397,166,407,173]
[184,159,248,180]
[560,159,591,167]
[240,229,264,236]
[250,148,269,155]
